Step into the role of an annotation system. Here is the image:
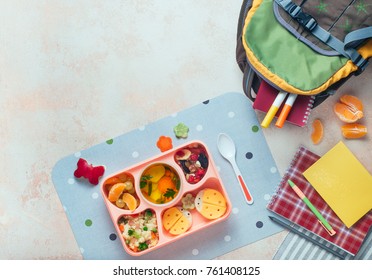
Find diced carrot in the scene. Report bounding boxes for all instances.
[151,231,157,240]
[157,176,176,194]
[119,223,125,232]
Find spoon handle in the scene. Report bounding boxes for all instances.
[237,174,254,204]
[231,160,254,205]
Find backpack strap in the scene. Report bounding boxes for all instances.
[243,65,256,101]
[274,0,370,71]
[344,27,372,49]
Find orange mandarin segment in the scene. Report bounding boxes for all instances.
[340,95,363,112]
[108,183,126,202]
[334,95,363,123]
[104,176,122,186]
[311,119,324,145]
[122,193,137,211]
[341,123,367,139]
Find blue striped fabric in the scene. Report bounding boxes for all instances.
[274,229,372,260]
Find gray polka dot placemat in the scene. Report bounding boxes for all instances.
[52,92,283,259]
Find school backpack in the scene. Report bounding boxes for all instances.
[236,0,372,108]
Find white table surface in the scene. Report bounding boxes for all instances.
[1,0,371,259]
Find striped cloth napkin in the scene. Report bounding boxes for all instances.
[274,229,372,260]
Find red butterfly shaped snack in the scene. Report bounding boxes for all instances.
[74,158,105,185]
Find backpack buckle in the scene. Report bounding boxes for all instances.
[279,1,318,31]
[294,11,318,31]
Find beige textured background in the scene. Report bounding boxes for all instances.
[1,0,371,259]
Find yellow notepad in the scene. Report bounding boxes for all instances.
[303,141,372,228]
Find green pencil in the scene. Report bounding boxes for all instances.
[288,179,336,236]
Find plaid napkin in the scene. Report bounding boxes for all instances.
[267,146,372,257]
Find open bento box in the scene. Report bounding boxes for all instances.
[100,141,232,256]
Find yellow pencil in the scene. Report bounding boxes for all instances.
[261,91,288,128]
